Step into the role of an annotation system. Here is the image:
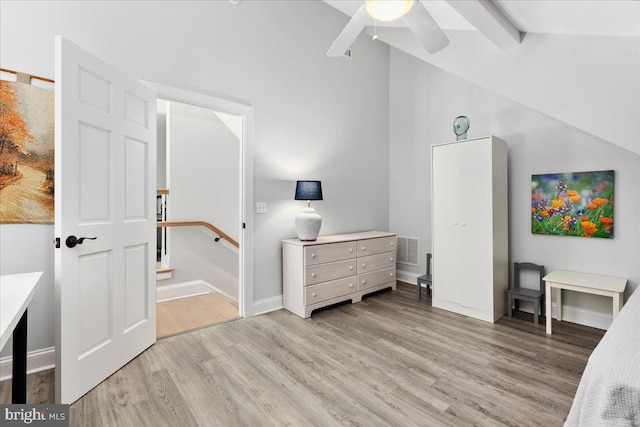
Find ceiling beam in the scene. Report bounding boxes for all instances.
[444,0,521,50]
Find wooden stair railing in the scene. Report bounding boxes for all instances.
[157,221,239,249]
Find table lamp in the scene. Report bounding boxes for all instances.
[294,180,323,241]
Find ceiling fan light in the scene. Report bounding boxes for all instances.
[365,0,415,22]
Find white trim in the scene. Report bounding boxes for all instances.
[141,80,254,318]
[550,302,611,330]
[253,295,284,316]
[157,280,238,304]
[396,269,420,284]
[157,271,172,281]
[400,268,612,330]
[157,280,210,302]
[0,346,55,381]
[204,281,238,305]
[512,300,612,331]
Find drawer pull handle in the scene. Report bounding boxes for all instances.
[349,266,353,270]
[390,242,394,246]
[390,273,394,276]
[311,254,316,258]
[349,284,354,288]
[311,273,316,277]
[349,248,353,253]
[361,264,366,267]
[362,247,366,251]
[312,293,317,297]
[390,258,394,261]
[362,280,366,284]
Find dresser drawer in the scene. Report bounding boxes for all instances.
[306,277,356,305]
[358,267,396,291]
[357,236,397,257]
[304,242,356,266]
[357,252,396,274]
[306,259,356,286]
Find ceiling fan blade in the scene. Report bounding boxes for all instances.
[404,1,450,54]
[327,5,368,57]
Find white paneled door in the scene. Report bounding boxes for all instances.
[54,36,157,404]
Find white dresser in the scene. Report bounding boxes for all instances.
[282,231,397,318]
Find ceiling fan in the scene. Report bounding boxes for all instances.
[327,0,450,57]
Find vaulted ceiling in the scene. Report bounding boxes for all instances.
[323,1,640,155]
[324,1,640,37]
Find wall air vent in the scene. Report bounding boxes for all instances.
[397,236,419,266]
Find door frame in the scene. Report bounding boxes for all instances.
[142,81,254,318]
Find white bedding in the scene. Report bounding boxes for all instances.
[565,286,640,426]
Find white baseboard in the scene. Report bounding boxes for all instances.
[396,269,420,285]
[202,281,238,304]
[253,295,283,316]
[0,346,55,381]
[157,280,238,304]
[397,269,611,330]
[549,302,611,330]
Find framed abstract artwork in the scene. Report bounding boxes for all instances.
[531,170,614,239]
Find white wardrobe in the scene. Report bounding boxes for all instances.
[431,135,509,323]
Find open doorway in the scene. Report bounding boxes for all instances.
[154,97,246,339]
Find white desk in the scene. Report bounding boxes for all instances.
[0,272,42,403]
[543,270,627,335]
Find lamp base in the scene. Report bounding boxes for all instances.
[295,207,322,241]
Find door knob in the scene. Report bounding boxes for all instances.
[66,235,97,248]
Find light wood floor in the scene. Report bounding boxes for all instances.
[0,282,604,426]
[156,292,239,339]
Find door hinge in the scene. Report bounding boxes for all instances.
[54,237,60,248]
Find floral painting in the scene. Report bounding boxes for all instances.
[531,170,614,239]
[0,80,54,224]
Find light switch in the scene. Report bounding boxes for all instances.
[256,202,267,214]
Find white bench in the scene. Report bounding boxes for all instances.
[543,270,627,334]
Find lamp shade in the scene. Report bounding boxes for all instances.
[294,181,323,201]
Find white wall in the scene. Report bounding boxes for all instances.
[156,102,167,188]
[161,101,240,300]
[0,225,55,358]
[376,28,640,156]
[0,1,390,356]
[390,48,640,327]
